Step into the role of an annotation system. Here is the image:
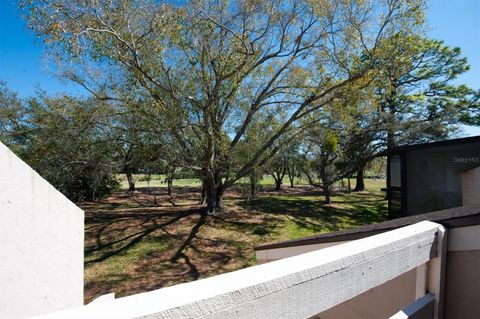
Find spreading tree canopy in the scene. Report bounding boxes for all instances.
[21,0,426,213]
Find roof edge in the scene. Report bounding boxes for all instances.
[255,204,480,251]
[378,135,480,157]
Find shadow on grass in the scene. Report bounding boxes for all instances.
[210,208,284,239]
[85,209,198,265]
[84,204,251,301]
[237,192,388,233]
[83,187,387,302]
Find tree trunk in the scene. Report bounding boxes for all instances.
[287,165,295,188]
[167,177,173,196]
[320,172,331,204]
[272,170,285,191]
[353,164,366,192]
[275,180,282,191]
[387,129,395,151]
[347,176,351,193]
[249,171,257,200]
[324,185,331,204]
[126,171,135,191]
[274,175,282,191]
[203,176,225,215]
[205,187,224,215]
[200,180,207,205]
[385,84,398,151]
[377,160,385,177]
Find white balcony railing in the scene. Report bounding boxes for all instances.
[29,221,446,319]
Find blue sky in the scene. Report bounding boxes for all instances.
[0,0,83,96]
[0,0,479,135]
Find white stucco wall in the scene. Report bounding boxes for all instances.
[0,142,84,319]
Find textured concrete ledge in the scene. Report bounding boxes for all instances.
[29,221,441,319]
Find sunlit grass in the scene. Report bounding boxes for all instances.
[117,173,385,191]
[84,178,387,301]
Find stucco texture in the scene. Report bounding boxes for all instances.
[0,142,84,319]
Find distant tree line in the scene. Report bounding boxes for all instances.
[0,0,478,210]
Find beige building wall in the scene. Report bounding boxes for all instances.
[462,167,480,205]
[0,143,84,319]
[314,269,417,319]
[444,251,480,319]
[444,224,480,319]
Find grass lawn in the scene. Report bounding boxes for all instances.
[117,174,202,189]
[118,174,316,189]
[83,178,387,302]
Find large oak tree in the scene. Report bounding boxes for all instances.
[21,0,425,213]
